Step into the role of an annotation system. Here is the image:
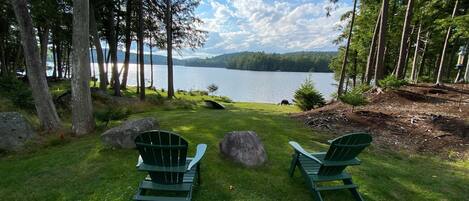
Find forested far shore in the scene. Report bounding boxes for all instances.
[182,51,336,72]
[45,50,336,72]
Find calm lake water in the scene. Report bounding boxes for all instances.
[89,64,336,103]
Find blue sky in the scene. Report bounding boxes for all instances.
[128,0,354,59]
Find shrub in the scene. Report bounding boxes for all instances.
[176,89,187,94]
[379,75,408,89]
[189,90,208,96]
[147,93,165,105]
[353,84,372,94]
[293,78,326,111]
[0,98,14,112]
[419,75,434,83]
[216,96,232,103]
[207,84,218,95]
[0,76,35,111]
[94,106,130,126]
[339,88,367,112]
[163,98,197,110]
[90,90,111,104]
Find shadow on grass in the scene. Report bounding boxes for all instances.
[0,104,467,201]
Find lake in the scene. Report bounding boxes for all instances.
[90,64,336,103]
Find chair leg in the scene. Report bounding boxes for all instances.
[343,178,364,201]
[311,190,324,201]
[197,163,201,185]
[187,186,193,201]
[310,183,324,201]
[289,153,299,177]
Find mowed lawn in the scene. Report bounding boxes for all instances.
[0,101,468,201]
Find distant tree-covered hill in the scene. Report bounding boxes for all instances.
[181,51,336,72]
[84,50,336,72]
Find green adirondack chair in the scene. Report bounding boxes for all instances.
[134,130,207,201]
[289,133,372,201]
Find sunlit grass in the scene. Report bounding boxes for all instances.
[0,88,467,201]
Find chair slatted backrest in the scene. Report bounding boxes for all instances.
[318,133,372,176]
[135,130,189,185]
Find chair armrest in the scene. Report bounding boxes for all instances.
[136,155,143,168]
[289,141,323,165]
[187,144,207,171]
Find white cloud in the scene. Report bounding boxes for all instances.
[186,0,352,57]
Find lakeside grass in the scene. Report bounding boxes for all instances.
[0,89,468,201]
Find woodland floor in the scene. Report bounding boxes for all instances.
[294,84,469,160]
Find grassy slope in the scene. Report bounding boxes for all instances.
[0,93,468,201]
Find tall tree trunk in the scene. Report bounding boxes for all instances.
[464,54,469,83]
[374,0,389,86]
[105,41,110,83]
[14,43,23,72]
[410,24,422,83]
[166,0,174,99]
[436,0,459,85]
[150,34,154,88]
[0,25,5,77]
[402,25,416,78]
[89,5,107,90]
[0,40,5,76]
[91,45,97,87]
[434,54,440,78]
[344,74,350,93]
[395,0,414,79]
[352,50,357,88]
[138,0,145,100]
[108,3,121,96]
[52,42,57,78]
[360,63,366,84]
[337,0,357,97]
[56,41,63,78]
[417,32,429,82]
[365,9,380,84]
[71,0,95,135]
[38,25,50,73]
[64,48,69,78]
[66,46,71,78]
[11,0,62,131]
[446,43,457,80]
[121,0,132,89]
[136,40,140,94]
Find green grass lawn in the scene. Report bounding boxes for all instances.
[0,95,468,201]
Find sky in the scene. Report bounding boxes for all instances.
[128,0,354,59]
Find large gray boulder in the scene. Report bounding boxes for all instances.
[101,117,159,149]
[219,131,267,167]
[0,112,36,151]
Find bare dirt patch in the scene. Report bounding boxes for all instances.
[293,84,469,159]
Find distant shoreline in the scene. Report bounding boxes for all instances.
[84,62,334,73]
[47,50,337,73]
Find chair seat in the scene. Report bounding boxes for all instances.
[298,154,352,182]
[135,158,198,201]
[133,194,190,201]
[139,158,197,192]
